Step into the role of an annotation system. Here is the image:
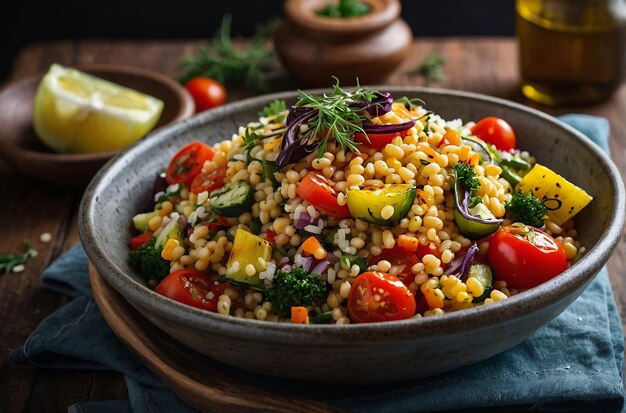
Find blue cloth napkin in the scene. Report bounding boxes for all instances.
[9,115,625,413]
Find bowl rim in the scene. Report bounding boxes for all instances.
[0,63,195,163]
[79,86,625,342]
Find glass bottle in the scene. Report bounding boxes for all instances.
[516,0,626,106]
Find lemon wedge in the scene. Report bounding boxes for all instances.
[33,64,164,153]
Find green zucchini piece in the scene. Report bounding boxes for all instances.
[452,180,502,239]
[468,263,493,303]
[209,180,253,217]
[346,184,416,226]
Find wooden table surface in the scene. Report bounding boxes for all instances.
[0,37,624,412]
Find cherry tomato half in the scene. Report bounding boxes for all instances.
[370,246,419,287]
[190,166,227,194]
[155,268,227,312]
[416,241,442,260]
[354,128,411,150]
[165,142,215,187]
[488,224,567,289]
[296,171,351,219]
[471,117,516,151]
[348,272,416,323]
[185,77,227,112]
[129,232,153,250]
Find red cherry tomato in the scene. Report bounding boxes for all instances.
[354,128,411,150]
[155,268,227,312]
[471,117,516,151]
[416,241,442,260]
[185,77,227,112]
[165,142,215,187]
[488,225,567,289]
[190,166,227,194]
[296,172,351,219]
[370,247,419,287]
[348,272,416,323]
[129,232,153,250]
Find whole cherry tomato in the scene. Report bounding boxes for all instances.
[155,268,227,312]
[185,77,227,112]
[488,224,567,289]
[471,117,516,151]
[165,142,215,187]
[348,272,416,323]
[296,171,351,219]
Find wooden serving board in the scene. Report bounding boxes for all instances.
[88,263,343,413]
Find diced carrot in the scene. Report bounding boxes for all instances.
[291,306,309,324]
[440,129,461,147]
[302,236,324,256]
[468,153,480,166]
[397,234,419,252]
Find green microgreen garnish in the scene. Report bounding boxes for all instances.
[295,79,379,156]
[0,241,37,274]
[178,16,278,92]
[396,96,426,111]
[261,100,288,121]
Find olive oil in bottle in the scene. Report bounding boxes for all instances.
[516,0,626,106]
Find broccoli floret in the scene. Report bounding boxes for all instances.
[129,237,170,281]
[265,268,327,317]
[505,191,548,227]
[453,163,480,193]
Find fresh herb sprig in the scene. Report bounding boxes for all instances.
[261,100,287,119]
[0,240,37,274]
[295,80,379,155]
[178,16,277,92]
[318,0,371,18]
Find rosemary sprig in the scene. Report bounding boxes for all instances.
[295,79,379,155]
[0,240,37,274]
[178,16,277,92]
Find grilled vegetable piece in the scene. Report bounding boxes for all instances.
[516,164,592,225]
[346,184,416,225]
[225,228,272,287]
[209,180,254,217]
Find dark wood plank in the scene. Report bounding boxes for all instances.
[0,37,624,412]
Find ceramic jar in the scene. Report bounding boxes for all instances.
[273,0,413,86]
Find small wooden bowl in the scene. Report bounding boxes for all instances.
[0,64,195,186]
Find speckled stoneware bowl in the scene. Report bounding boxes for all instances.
[79,87,625,384]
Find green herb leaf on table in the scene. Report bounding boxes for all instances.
[0,240,37,274]
[411,52,445,83]
[178,16,278,92]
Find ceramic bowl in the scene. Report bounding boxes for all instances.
[79,87,624,384]
[0,64,195,186]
